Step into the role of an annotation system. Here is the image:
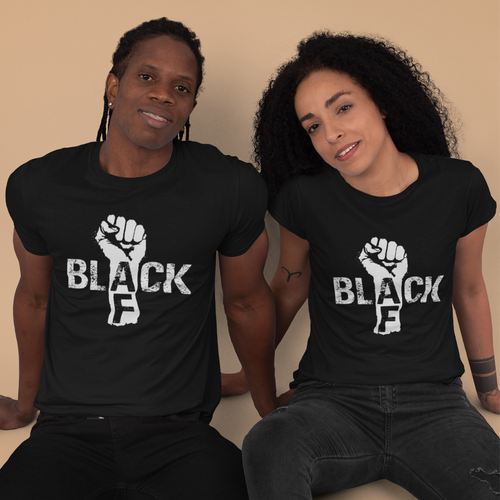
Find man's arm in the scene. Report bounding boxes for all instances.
[222,225,311,405]
[453,223,499,414]
[0,230,53,429]
[219,229,277,417]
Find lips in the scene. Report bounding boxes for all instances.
[142,111,169,122]
[335,142,359,159]
[139,109,172,128]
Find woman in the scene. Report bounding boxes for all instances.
[238,33,499,499]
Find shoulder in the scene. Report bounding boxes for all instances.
[273,163,333,203]
[412,153,478,176]
[176,140,253,170]
[9,143,95,183]
[175,140,265,190]
[411,153,490,191]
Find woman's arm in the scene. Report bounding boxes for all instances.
[452,223,499,414]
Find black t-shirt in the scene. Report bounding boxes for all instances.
[6,140,267,421]
[270,153,496,386]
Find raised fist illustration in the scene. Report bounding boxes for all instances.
[96,215,146,263]
[358,237,408,335]
[96,215,147,326]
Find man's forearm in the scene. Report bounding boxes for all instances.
[225,289,278,417]
[13,287,46,417]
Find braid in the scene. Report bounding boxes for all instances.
[96,91,111,142]
[96,18,204,142]
[177,118,191,141]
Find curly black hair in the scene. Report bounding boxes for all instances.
[97,17,204,142]
[254,32,459,200]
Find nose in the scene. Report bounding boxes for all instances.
[324,121,343,144]
[148,83,175,105]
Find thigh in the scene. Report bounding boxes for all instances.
[121,419,248,500]
[390,382,500,500]
[0,414,117,500]
[243,382,386,500]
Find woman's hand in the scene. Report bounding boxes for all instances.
[277,389,295,407]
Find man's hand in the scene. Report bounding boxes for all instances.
[0,395,37,430]
[221,369,249,396]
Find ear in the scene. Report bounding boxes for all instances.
[192,99,197,112]
[105,73,120,103]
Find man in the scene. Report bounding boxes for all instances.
[0,18,277,499]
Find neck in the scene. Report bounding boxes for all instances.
[341,147,418,197]
[99,135,175,178]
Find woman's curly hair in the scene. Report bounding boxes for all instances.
[254,32,459,200]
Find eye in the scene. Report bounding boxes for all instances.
[338,104,352,114]
[139,74,153,81]
[175,85,190,93]
[307,123,320,135]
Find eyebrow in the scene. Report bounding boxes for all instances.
[141,64,195,82]
[299,90,352,123]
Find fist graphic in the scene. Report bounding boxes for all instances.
[359,237,408,335]
[96,215,146,263]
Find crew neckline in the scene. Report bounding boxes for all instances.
[89,140,180,189]
[333,152,422,202]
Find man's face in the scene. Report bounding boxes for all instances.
[106,35,198,152]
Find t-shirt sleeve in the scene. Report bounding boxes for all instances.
[6,163,49,255]
[268,177,307,239]
[462,165,497,237]
[217,162,268,257]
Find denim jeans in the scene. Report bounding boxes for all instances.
[243,379,500,499]
[0,413,248,500]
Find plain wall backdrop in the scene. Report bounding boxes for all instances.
[1,1,498,499]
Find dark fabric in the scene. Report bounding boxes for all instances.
[5,140,267,420]
[0,414,249,500]
[269,153,496,386]
[243,379,500,499]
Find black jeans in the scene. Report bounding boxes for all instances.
[0,414,248,500]
[243,379,500,499]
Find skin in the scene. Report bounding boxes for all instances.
[223,69,499,414]
[295,69,418,197]
[0,232,52,429]
[1,35,278,429]
[100,35,198,178]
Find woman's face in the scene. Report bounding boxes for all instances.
[294,69,393,182]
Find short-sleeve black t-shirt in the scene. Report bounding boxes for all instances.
[6,140,267,421]
[269,154,496,386]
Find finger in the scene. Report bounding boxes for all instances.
[100,220,118,235]
[124,219,137,243]
[107,214,116,226]
[364,242,380,255]
[396,245,406,261]
[115,216,126,242]
[378,238,388,260]
[133,224,145,243]
[386,241,397,261]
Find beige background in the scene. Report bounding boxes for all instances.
[1,1,498,498]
